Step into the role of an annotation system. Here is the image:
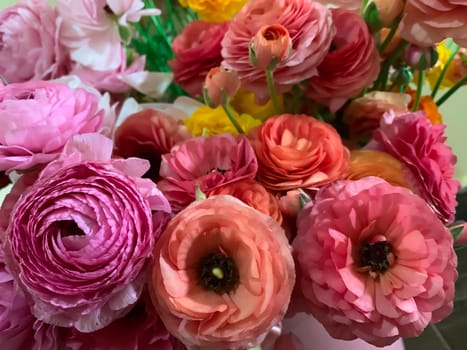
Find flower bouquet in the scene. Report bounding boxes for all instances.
[0,0,466,349]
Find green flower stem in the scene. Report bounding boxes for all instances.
[431,44,460,99]
[374,41,409,91]
[265,68,281,115]
[222,103,245,134]
[436,75,467,106]
[412,70,425,111]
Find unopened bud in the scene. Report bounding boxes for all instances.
[249,24,292,71]
[203,66,240,108]
[404,44,438,70]
[363,0,404,31]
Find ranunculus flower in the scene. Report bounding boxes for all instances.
[0,0,69,83]
[0,246,62,350]
[149,195,295,349]
[57,0,159,71]
[343,91,411,142]
[294,177,457,346]
[222,0,335,103]
[64,292,186,350]
[400,0,467,47]
[345,150,411,189]
[367,111,460,223]
[0,80,110,173]
[2,133,171,332]
[307,9,381,112]
[314,0,361,13]
[249,24,292,70]
[208,179,282,224]
[114,108,192,181]
[249,114,349,191]
[169,20,228,97]
[158,133,258,212]
[203,66,240,107]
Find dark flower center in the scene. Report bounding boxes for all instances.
[359,241,393,273]
[56,220,85,238]
[207,167,228,175]
[198,252,239,294]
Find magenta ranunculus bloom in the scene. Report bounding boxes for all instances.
[158,134,258,212]
[0,0,69,83]
[368,111,460,223]
[222,0,335,103]
[64,293,186,350]
[0,247,61,350]
[1,133,171,333]
[0,80,111,174]
[294,177,457,347]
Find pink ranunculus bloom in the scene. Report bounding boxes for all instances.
[0,245,62,350]
[222,0,335,103]
[293,177,457,346]
[56,0,159,71]
[70,48,147,94]
[0,0,69,83]
[307,8,381,112]
[169,20,228,97]
[149,195,295,349]
[1,133,171,332]
[367,111,460,223]
[400,0,467,47]
[158,133,258,212]
[314,0,361,13]
[0,80,110,174]
[64,292,186,350]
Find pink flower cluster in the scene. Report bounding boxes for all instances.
[0,0,464,349]
[0,0,160,94]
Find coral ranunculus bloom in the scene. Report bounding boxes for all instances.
[249,114,349,191]
[294,177,457,347]
[149,195,295,349]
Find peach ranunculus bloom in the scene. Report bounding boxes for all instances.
[343,91,411,142]
[294,177,457,347]
[307,8,381,112]
[169,20,228,97]
[249,24,292,70]
[345,150,411,189]
[222,0,335,103]
[149,195,295,350]
[400,0,467,47]
[249,114,350,191]
[203,66,241,107]
[208,179,283,224]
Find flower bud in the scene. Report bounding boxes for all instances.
[404,44,439,70]
[249,24,292,70]
[379,27,402,58]
[203,66,241,108]
[390,66,414,87]
[363,0,404,31]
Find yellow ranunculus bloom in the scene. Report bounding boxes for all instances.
[183,105,262,136]
[178,0,248,22]
[230,88,283,121]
